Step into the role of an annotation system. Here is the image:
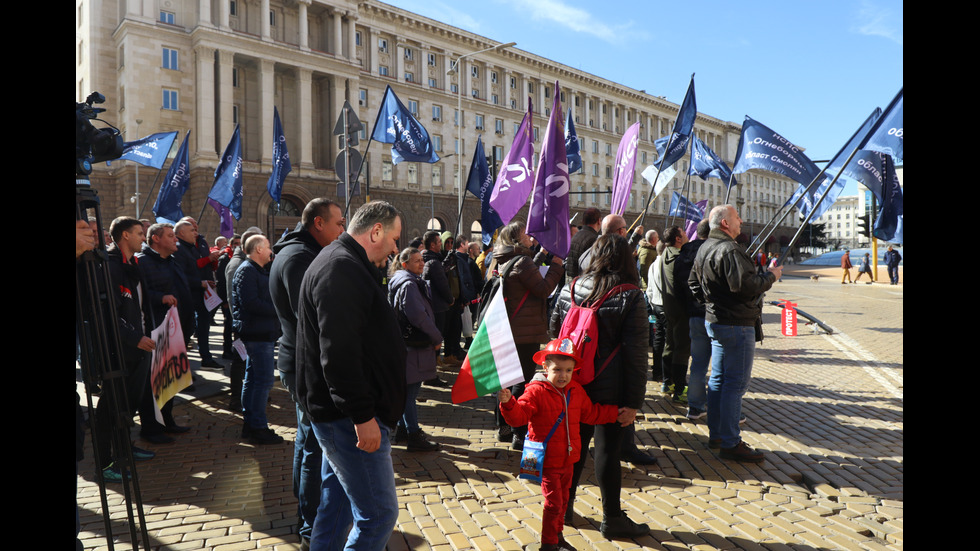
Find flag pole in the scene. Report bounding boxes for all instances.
[138,168,165,220]
[346,136,375,221]
[776,145,862,266]
[669,134,697,228]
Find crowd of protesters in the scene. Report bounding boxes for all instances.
[79,197,790,551]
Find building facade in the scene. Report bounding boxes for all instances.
[77,0,799,250]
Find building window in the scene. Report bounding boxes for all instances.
[605,166,612,179]
[510,99,517,109]
[162,47,178,70]
[491,94,499,105]
[434,135,442,152]
[408,164,418,184]
[232,67,239,87]
[432,105,442,121]
[450,83,458,94]
[404,47,413,60]
[269,10,276,26]
[359,88,367,106]
[429,78,438,88]
[382,159,393,181]
[159,10,175,24]
[495,119,503,134]
[428,53,437,66]
[475,115,484,130]
[592,163,599,176]
[355,31,361,46]
[379,65,388,76]
[405,72,414,83]
[592,140,599,154]
[493,145,503,160]
[605,143,612,156]
[528,82,534,94]
[233,105,239,124]
[432,165,442,187]
[471,66,479,78]
[230,1,237,16]
[408,100,418,116]
[378,38,388,52]
[162,89,179,110]
[491,71,498,83]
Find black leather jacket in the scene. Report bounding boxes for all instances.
[549,275,648,409]
[688,229,776,326]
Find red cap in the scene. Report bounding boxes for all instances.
[533,337,581,367]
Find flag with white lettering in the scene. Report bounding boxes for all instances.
[732,117,822,186]
[610,122,641,216]
[267,106,291,204]
[490,99,535,224]
[669,192,706,225]
[690,136,735,185]
[371,85,439,164]
[209,125,244,220]
[466,136,504,245]
[153,131,191,224]
[120,131,178,169]
[526,82,571,259]
[861,88,903,163]
[873,154,903,244]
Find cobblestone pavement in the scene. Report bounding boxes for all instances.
[76,273,902,551]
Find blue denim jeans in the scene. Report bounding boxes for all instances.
[309,417,398,551]
[398,382,423,434]
[242,340,275,430]
[687,316,710,411]
[705,322,756,449]
[280,370,322,541]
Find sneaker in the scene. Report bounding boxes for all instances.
[719,441,764,463]
[394,425,408,443]
[497,426,513,443]
[406,430,439,452]
[248,427,285,445]
[660,382,674,395]
[671,388,688,404]
[686,407,706,420]
[623,449,658,465]
[131,446,155,461]
[600,511,649,539]
[101,463,131,483]
[424,377,450,388]
[512,432,525,451]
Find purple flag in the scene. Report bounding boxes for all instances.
[489,99,535,224]
[609,122,641,216]
[526,82,571,259]
[207,198,235,238]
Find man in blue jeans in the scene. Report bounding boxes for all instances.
[270,198,346,549]
[295,202,405,550]
[689,205,781,463]
[231,234,283,445]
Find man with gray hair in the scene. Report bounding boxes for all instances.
[689,205,781,463]
[296,201,405,550]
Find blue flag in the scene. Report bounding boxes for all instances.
[371,85,439,164]
[733,116,822,186]
[690,136,735,185]
[841,150,889,203]
[120,131,178,169]
[873,154,903,244]
[861,88,903,163]
[466,136,504,246]
[209,125,244,220]
[654,76,697,169]
[564,108,582,174]
[267,106,291,204]
[153,131,191,223]
[668,191,706,224]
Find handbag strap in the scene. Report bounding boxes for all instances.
[542,393,570,444]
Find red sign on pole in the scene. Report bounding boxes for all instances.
[781,300,798,336]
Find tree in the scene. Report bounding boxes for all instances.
[805,222,830,250]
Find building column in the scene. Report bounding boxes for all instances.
[198,0,212,27]
[218,0,230,29]
[369,28,379,74]
[395,39,405,82]
[333,11,344,57]
[330,75,345,168]
[261,0,271,41]
[194,45,217,157]
[347,14,358,63]
[297,67,313,170]
[259,58,276,165]
[298,0,310,50]
[217,50,235,155]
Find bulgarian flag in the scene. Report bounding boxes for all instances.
[451,291,526,403]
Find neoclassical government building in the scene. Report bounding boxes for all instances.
[77,0,799,247]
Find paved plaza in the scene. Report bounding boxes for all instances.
[76,269,903,550]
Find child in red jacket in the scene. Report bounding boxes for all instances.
[499,338,622,551]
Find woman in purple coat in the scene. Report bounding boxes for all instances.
[388,247,442,451]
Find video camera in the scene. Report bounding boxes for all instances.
[76,92,123,177]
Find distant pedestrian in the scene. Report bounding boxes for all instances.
[854,253,873,284]
[841,250,853,284]
[885,246,902,285]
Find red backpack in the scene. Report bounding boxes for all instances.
[557,278,639,385]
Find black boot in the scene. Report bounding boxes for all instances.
[406,429,439,452]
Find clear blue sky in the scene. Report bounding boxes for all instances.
[386,0,903,195]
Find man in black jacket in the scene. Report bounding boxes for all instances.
[689,205,781,463]
[565,207,601,279]
[135,223,192,442]
[295,201,405,550]
[224,227,263,411]
[421,230,456,373]
[96,217,158,481]
[174,218,222,369]
[269,198,344,547]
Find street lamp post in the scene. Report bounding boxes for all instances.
[132,118,142,217]
[447,41,516,235]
